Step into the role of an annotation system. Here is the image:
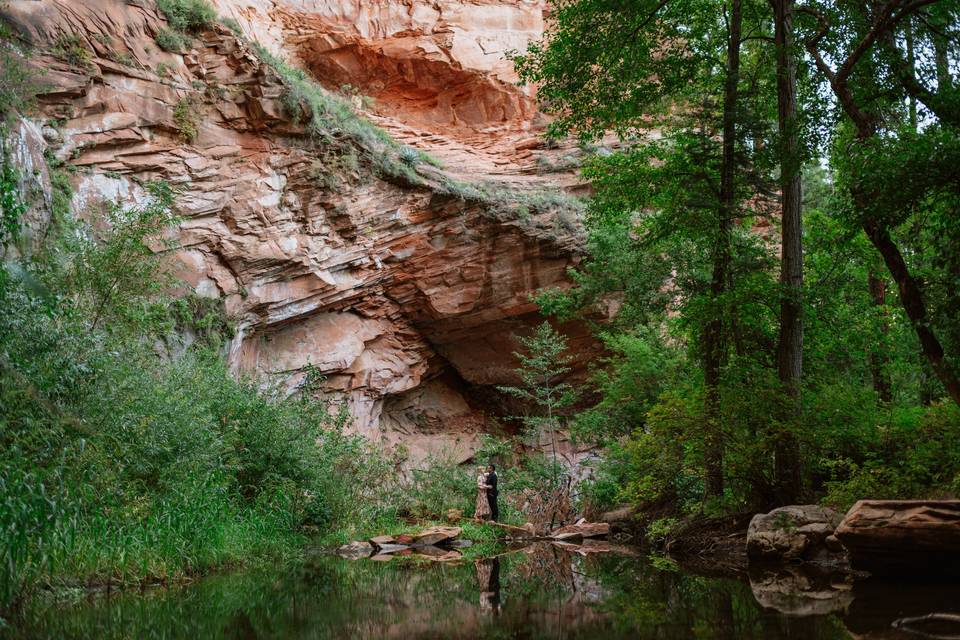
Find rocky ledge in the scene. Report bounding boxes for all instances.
[4,0,600,470]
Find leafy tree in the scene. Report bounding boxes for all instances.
[499,322,578,480]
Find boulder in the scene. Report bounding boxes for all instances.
[336,541,374,559]
[412,526,461,547]
[551,522,610,539]
[747,505,843,561]
[834,500,960,576]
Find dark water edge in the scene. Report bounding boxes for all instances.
[4,543,960,640]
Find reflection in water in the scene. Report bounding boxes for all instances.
[475,557,501,614]
[6,543,960,639]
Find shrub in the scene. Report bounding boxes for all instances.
[173,96,201,142]
[108,50,136,66]
[398,145,420,167]
[253,43,397,155]
[155,28,189,53]
[156,0,216,33]
[0,180,394,610]
[51,33,92,69]
[0,26,44,122]
[0,155,25,244]
[221,17,243,36]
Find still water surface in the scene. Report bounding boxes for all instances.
[7,543,960,639]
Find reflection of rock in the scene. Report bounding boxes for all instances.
[844,579,960,638]
[749,565,853,617]
[835,500,960,577]
[747,505,843,562]
[892,614,960,639]
[551,521,610,540]
[337,541,374,559]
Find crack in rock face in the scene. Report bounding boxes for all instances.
[7,0,602,468]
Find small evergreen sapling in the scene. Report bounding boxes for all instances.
[499,321,578,482]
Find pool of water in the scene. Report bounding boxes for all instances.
[6,543,960,639]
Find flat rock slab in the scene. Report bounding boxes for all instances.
[835,500,960,576]
[551,522,610,539]
[412,526,462,547]
[369,535,395,547]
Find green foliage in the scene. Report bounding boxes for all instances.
[254,44,394,151]
[220,17,243,36]
[645,517,679,547]
[0,155,24,244]
[0,180,393,612]
[51,33,92,69]
[0,25,44,122]
[173,96,201,142]
[398,145,420,167]
[155,28,190,53]
[821,402,960,508]
[499,323,578,468]
[156,0,216,33]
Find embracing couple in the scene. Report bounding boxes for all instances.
[473,464,499,522]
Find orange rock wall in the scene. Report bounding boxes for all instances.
[5,0,596,468]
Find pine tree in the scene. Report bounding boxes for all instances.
[499,322,578,481]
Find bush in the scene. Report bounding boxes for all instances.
[51,33,92,69]
[0,180,390,611]
[0,26,44,122]
[173,96,201,142]
[156,0,216,33]
[155,28,190,53]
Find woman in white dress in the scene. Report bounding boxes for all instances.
[474,465,492,520]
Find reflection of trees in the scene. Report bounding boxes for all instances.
[13,549,862,640]
[582,554,850,639]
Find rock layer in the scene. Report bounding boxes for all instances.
[4,0,593,466]
[835,500,960,576]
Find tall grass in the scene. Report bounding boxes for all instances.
[0,178,391,613]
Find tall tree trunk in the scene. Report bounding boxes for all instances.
[771,0,803,504]
[704,0,743,501]
[868,271,893,403]
[862,221,960,405]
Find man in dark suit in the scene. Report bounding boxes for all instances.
[486,464,499,522]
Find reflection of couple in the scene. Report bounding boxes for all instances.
[475,557,501,614]
[473,464,499,522]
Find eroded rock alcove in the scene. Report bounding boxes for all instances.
[6,0,598,469]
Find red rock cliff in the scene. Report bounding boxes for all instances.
[5,0,595,468]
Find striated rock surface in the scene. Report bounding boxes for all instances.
[835,500,960,576]
[4,0,596,466]
[210,0,594,190]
